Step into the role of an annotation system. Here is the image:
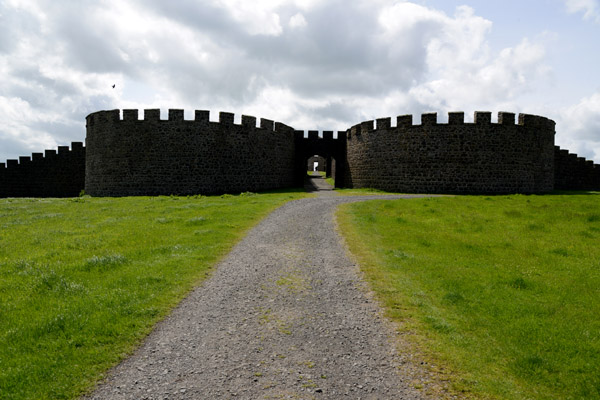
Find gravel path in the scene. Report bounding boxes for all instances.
[86,176,433,399]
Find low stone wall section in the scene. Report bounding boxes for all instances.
[343,112,556,194]
[0,143,85,198]
[554,147,600,191]
[84,109,297,196]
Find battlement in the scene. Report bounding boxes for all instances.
[1,142,84,170]
[84,109,297,196]
[554,146,600,190]
[86,109,292,132]
[348,111,556,136]
[344,111,557,194]
[0,142,85,198]
[293,130,347,141]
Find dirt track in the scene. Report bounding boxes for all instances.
[86,176,432,399]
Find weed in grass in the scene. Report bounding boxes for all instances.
[508,277,531,290]
[443,292,465,305]
[587,214,600,223]
[424,315,455,334]
[503,209,523,218]
[36,270,87,295]
[549,248,569,257]
[187,216,208,225]
[193,229,214,236]
[579,230,595,238]
[526,223,548,231]
[83,254,128,271]
[418,239,432,248]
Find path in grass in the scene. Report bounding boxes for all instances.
[87,182,433,399]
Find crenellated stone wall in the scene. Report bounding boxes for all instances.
[84,109,296,196]
[2,108,599,198]
[554,146,600,191]
[343,112,556,194]
[0,142,85,198]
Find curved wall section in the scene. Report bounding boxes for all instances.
[344,112,556,194]
[85,109,296,196]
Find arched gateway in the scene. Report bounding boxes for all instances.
[294,130,347,189]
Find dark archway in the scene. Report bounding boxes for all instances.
[294,130,347,189]
[307,155,326,173]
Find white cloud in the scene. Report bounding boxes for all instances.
[289,13,307,28]
[0,96,58,155]
[557,92,600,161]
[409,38,550,112]
[564,0,600,22]
[208,0,285,36]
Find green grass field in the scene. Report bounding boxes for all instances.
[0,191,307,400]
[337,194,600,399]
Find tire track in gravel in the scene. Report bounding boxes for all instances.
[86,181,433,399]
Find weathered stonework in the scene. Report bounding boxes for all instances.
[85,110,296,196]
[343,112,556,194]
[1,108,598,198]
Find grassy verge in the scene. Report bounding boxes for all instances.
[337,194,600,399]
[0,191,307,400]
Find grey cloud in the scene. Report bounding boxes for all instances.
[0,9,19,54]
[141,0,244,42]
[574,116,600,142]
[0,3,48,55]
[135,0,428,101]
[305,101,362,123]
[0,135,33,162]
[11,66,80,100]
[53,13,128,73]
[30,119,85,145]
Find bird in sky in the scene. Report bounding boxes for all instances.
[112,84,115,88]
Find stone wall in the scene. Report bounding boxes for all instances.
[343,112,556,194]
[4,108,600,198]
[307,156,326,172]
[554,147,600,190]
[84,109,297,196]
[0,142,85,198]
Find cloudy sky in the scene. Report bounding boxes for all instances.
[1,0,599,162]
